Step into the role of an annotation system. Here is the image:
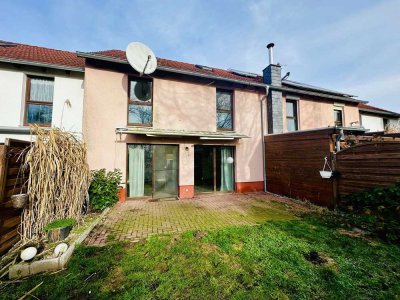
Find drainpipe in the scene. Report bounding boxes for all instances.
[261,85,269,192]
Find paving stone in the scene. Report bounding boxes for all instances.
[84,193,297,246]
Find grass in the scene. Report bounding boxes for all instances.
[1,209,400,299]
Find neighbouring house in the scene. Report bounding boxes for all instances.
[358,103,400,132]
[280,80,363,132]
[0,41,85,143]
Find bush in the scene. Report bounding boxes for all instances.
[340,183,400,243]
[89,169,122,211]
[44,218,76,232]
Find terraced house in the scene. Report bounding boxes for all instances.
[0,41,84,143]
[0,41,398,199]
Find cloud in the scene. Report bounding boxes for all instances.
[343,74,400,112]
[0,0,398,112]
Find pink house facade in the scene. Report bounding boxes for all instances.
[81,57,267,199]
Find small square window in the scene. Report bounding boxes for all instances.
[25,76,54,126]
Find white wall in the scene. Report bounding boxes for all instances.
[0,66,84,143]
[361,114,384,132]
[52,77,84,134]
[0,69,25,127]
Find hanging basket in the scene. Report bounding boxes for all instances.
[319,171,333,179]
[11,193,28,209]
[319,157,333,179]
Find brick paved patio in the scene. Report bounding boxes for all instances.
[85,193,302,246]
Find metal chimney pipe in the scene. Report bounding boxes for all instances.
[266,43,275,65]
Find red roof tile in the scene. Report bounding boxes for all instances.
[359,103,399,116]
[0,40,84,69]
[90,49,264,84]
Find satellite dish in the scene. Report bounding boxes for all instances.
[126,42,157,76]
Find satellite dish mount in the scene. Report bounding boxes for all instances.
[126,42,157,76]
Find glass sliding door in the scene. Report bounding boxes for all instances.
[153,145,178,199]
[194,145,234,193]
[194,146,214,193]
[219,147,234,192]
[128,145,153,197]
[127,144,178,199]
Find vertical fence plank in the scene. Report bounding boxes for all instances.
[336,141,400,198]
[0,139,31,256]
[265,128,336,207]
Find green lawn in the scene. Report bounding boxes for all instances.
[1,212,400,299]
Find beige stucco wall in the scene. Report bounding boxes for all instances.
[234,90,264,183]
[282,94,361,132]
[343,104,360,126]
[153,79,216,132]
[83,67,128,175]
[83,66,265,187]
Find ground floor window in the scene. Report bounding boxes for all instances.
[128,144,178,198]
[194,145,234,193]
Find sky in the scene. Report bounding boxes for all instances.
[1,0,399,112]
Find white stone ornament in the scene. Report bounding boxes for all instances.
[20,247,37,261]
[54,243,68,256]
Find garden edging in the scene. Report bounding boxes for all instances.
[9,208,110,279]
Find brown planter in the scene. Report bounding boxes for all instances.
[47,226,73,242]
[11,194,28,209]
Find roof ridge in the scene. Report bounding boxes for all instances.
[89,48,263,77]
[0,39,78,55]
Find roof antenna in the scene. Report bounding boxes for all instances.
[282,72,290,80]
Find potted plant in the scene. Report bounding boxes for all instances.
[44,218,76,242]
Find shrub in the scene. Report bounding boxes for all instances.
[340,183,400,243]
[89,169,122,211]
[44,218,76,232]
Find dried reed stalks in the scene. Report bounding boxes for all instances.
[20,126,90,241]
[385,120,400,134]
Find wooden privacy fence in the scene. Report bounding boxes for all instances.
[0,139,30,255]
[336,141,400,196]
[265,128,400,208]
[264,128,338,207]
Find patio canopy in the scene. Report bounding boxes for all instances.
[115,127,249,139]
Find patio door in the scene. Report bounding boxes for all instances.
[194,145,234,193]
[128,144,178,199]
[153,145,178,198]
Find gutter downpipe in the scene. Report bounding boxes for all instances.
[261,85,269,193]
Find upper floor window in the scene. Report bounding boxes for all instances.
[216,89,233,130]
[286,100,298,132]
[25,76,54,126]
[334,108,343,127]
[128,78,152,125]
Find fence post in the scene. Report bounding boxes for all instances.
[0,141,8,201]
[332,152,339,208]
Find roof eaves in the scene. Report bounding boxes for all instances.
[359,108,400,117]
[0,57,84,72]
[271,85,367,104]
[283,80,356,97]
[115,127,249,138]
[77,52,268,88]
